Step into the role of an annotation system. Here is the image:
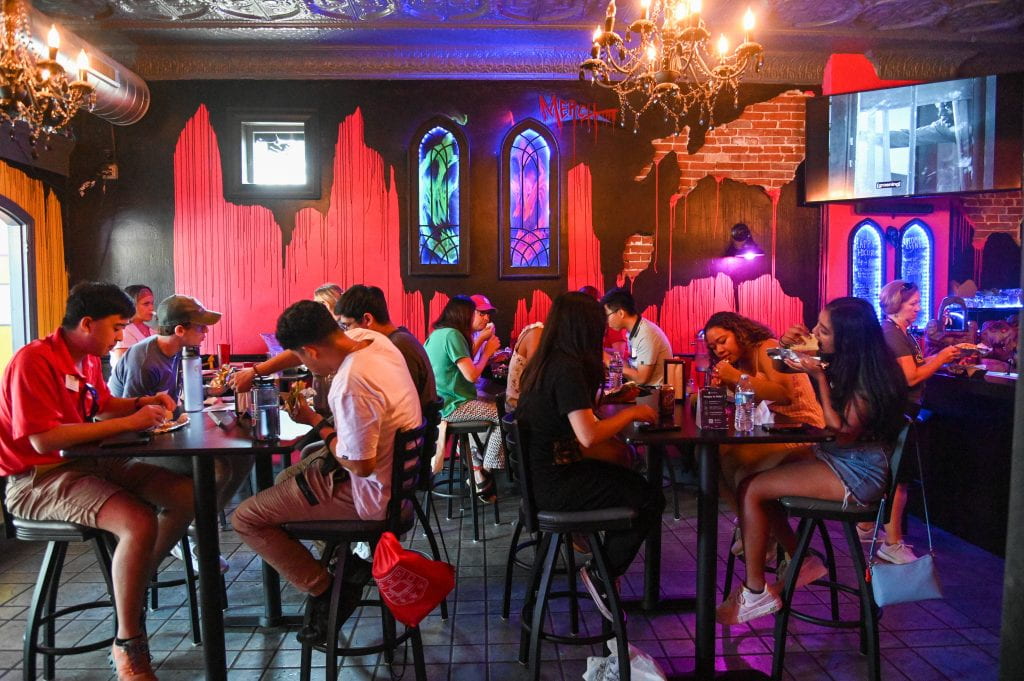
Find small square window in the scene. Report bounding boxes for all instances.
[224,109,320,200]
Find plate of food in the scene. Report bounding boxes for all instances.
[153,412,190,434]
[942,363,988,379]
[767,345,826,374]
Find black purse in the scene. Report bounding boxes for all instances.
[867,431,942,607]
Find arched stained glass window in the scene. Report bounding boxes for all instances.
[849,220,885,320]
[899,220,934,326]
[418,127,460,265]
[409,118,469,276]
[500,120,560,278]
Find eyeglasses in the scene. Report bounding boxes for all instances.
[79,383,99,422]
[476,309,492,317]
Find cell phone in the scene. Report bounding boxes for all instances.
[763,424,806,433]
[638,422,682,432]
[99,432,153,448]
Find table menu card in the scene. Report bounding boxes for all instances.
[697,386,728,430]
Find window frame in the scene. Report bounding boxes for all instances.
[407,116,471,277]
[847,219,887,319]
[223,108,321,201]
[896,219,935,325]
[498,119,561,280]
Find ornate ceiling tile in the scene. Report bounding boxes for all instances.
[858,0,950,30]
[306,0,396,20]
[34,0,115,19]
[495,0,600,23]
[943,0,1024,32]
[768,0,864,28]
[214,0,306,20]
[868,48,979,80]
[403,0,488,22]
[113,0,211,20]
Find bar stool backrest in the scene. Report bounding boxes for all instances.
[502,415,539,534]
[877,416,914,525]
[419,398,444,486]
[0,478,15,540]
[387,422,428,535]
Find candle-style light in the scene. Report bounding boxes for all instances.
[641,0,651,21]
[717,34,729,59]
[76,50,89,82]
[743,8,755,44]
[591,27,602,58]
[46,25,59,61]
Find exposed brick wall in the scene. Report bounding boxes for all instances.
[639,90,812,193]
[622,232,654,280]
[959,191,1023,246]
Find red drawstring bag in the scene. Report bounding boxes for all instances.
[372,531,455,627]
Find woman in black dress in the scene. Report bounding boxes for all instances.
[516,291,665,618]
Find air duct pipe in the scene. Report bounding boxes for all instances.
[25,3,150,125]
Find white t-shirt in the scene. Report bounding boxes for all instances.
[111,322,153,367]
[629,317,673,386]
[329,327,422,521]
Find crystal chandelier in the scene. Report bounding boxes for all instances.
[580,0,764,134]
[0,0,95,143]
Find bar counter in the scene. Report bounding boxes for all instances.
[918,371,1016,556]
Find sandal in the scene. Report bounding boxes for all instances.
[468,468,497,504]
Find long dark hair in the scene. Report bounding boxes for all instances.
[517,292,606,415]
[431,295,475,349]
[703,311,775,363]
[824,297,907,441]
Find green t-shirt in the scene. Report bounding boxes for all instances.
[424,327,476,418]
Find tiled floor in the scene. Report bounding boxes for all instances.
[0,477,1004,680]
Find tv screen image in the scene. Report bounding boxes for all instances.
[804,73,1023,203]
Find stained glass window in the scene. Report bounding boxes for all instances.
[899,221,933,326]
[850,220,884,319]
[417,126,461,266]
[508,128,551,268]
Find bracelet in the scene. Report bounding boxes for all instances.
[315,419,334,437]
[323,431,338,449]
[252,364,264,378]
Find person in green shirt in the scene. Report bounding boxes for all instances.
[424,295,503,502]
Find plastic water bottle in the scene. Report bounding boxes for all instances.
[606,351,623,391]
[734,373,755,432]
[685,377,697,401]
[182,346,205,413]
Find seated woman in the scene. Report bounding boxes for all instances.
[424,295,504,502]
[110,284,155,367]
[516,291,665,619]
[504,320,543,411]
[703,312,825,509]
[717,297,907,625]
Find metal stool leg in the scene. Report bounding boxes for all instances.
[842,521,881,681]
[771,517,814,681]
[502,520,525,620]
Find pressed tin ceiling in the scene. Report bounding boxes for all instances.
[32,0,1024,83]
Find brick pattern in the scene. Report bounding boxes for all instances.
[622,232,654,280]
[640,90,812,194]
[959,191,1023,246]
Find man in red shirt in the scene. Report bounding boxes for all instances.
[0,282,194,681]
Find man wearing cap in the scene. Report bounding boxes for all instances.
[469,294,500,360]
[110,294,249,574]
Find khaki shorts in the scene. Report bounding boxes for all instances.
[5,458,177,528]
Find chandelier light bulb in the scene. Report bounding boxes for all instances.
[47,24,59,61]
[593,27,602,41]
[640,0,651,20]
[743,8,755,42]
[674,3,688,21]
[690,0,702,15]
[76,50,89,81]
[646,45,658,62]
[717,33,729,58]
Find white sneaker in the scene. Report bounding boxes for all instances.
[170,542,230,574]
[858,524,884,543]
[716,585,782,625]
[876,541,918,565]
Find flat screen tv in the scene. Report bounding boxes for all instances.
[804,73,1023,203]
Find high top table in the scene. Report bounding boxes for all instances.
[62,410,310,681]
[622,403,833,679]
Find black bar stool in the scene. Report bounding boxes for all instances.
[771,419,913,681]
[427,418,499,542]
[283,424,429,681]
[502,416,633,681]
[2,478,118,681]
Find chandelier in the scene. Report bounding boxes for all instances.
[580,0,764,134]
[0,0,94,143]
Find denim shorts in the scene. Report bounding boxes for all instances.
[814,441,890,508]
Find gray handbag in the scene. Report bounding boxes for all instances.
[867,433,943,607]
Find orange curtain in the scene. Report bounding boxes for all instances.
[0,161,68,337]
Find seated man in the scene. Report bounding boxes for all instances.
[601,288,673,385]
[109,294,249,573]
[232,300,421,643]
[334,284,439,409]
[0,282,194,681]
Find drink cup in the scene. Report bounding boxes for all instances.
[218,343,231,367]
[658,384,675,417]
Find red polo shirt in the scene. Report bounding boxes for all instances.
[0,329,112,475]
